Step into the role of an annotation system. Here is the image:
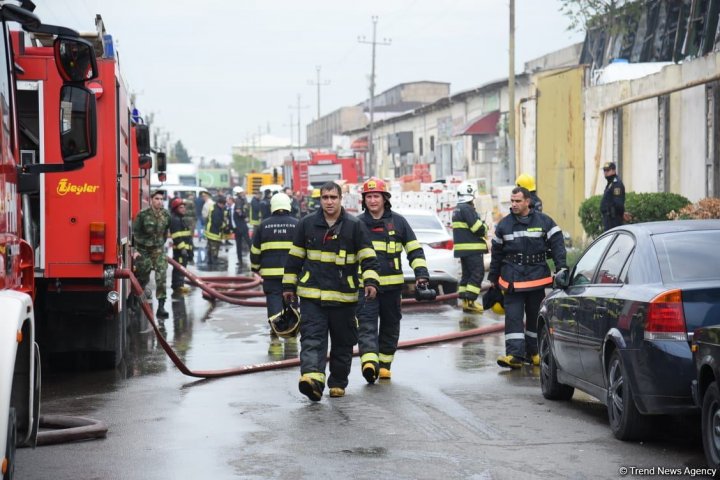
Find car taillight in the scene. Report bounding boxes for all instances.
[90,222,105,263]
[428,239,454,249]
[644,289,687,341]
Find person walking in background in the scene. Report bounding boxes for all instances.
[452,181,488,314]
[600,162,626,232]
[204,195,229,266]
[282,182,380,401]
[232,186,252,266]
[488,186,567,369]
[260,188,272,220]
[516,173,543,213]
[356,178,429,383]
[169,198,193,296]
[195,190,209,240]
[132,189,171,319]
[249,190,262,228]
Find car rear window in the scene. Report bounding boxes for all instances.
[653,230,720,283]
[403,214,443,230]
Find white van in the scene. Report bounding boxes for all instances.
[151,184,209,208]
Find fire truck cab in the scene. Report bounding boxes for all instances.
[283,150,364,193]
[0,3,99,478]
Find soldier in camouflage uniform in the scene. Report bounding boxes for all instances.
[132,189,171,319]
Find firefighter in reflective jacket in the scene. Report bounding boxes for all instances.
[282,181,380,401]
[204,195,230,265]
[488,186,567,369]
[452,180,488,314]
[169,198,193,296]
[250,193,299,323]
[356,178,429,383]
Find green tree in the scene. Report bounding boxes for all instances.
[173,140,191,164]
[558,0,642,32]
[232,153,264,179]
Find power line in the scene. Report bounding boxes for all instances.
[358,15,391,178]
[307,66,330,120]
[289,94,309,150]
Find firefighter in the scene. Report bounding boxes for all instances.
[600,162,626,232]
[232,186,251,265]
[249,190,262,227]
[250,192,299,322]
[204,195,230,266]
[452,181,488,314]
[515,173,543,213]
[132,189,171,319]
[306,188,321,214]
[282,181,380,401]
[169,198,193,296]
[488,186,567,369]
[356,177,429,383]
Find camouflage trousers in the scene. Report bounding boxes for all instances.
[135,247,168,300]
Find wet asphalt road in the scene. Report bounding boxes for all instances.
[16,245,709,480]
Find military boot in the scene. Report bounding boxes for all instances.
[156,299,169,319]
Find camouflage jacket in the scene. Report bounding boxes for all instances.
[133,207,170,251]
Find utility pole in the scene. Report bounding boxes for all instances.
[289,94,309,152]
[358,15,391,178]
[307,65,330,120]
[508,0,516,181]
[283,114,294,147]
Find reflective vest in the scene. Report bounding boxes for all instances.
[282,209,380,306]
[452,202,488,257]
[170,213,193,253]
[358,209,429,291]
[205,204,228,242]
[250,213,299,278]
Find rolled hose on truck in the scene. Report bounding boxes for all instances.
[114,260,503,379]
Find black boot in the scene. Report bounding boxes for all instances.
[156,299,169,319]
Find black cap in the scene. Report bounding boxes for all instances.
[602,162,616,171]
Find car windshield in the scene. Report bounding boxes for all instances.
[653,230,720,283]
[402,213,443,231]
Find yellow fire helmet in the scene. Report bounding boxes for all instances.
[515,173,536,192]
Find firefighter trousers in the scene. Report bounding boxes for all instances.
[299,300,357,389]
[135,247,168,300]
[171,249,188,289]
[357,289,402,369]
[503,288,546,359]
[459,254,484,301]
[262,278,284,320]
[207,239,221,264]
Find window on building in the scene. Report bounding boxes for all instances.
[419,137,424,156]
[430,135,435,152]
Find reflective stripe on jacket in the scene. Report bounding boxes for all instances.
[205,204,228,242]
[170,213,193,252]
[358,209,429,291]
[282,208,380,306]
[488,209,567,292]
[250,212,299,278]
[452,201,488,257]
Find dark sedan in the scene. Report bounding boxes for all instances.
[538,220,720,440]
[692,325,720,468]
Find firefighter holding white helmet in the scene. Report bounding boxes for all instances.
[356,177,429,383]
[250,192,299,328]
[452,181,488,314]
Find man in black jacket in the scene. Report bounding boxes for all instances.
[282,182,380,401]
[232,186,251,265]
[600,162,626,232]
[356,177,429,383]
[488,187,567,369]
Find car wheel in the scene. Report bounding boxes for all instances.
[5,407,16,480]
[539,325,574,400]
[606,350,650,440]
[702,381,720,468]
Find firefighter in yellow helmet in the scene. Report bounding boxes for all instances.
[306,188,321,214]
[515,173,543,213]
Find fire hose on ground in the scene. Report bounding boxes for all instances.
[111,260,504,379]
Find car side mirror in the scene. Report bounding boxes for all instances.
[554,268,570,289]
[54,36,98,82]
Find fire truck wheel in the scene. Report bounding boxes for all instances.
[5,407,16,480]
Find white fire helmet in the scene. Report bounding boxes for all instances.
[270,192,292,213]
[232,186,245,195]
[457,181,476,204]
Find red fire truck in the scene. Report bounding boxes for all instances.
[13,16,151,369]
[283,150,364,192]
[0,3,99,477]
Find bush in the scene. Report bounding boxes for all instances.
[668,197,720,220]
[579,192,691,238]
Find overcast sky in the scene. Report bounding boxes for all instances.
[36,1,584,163]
